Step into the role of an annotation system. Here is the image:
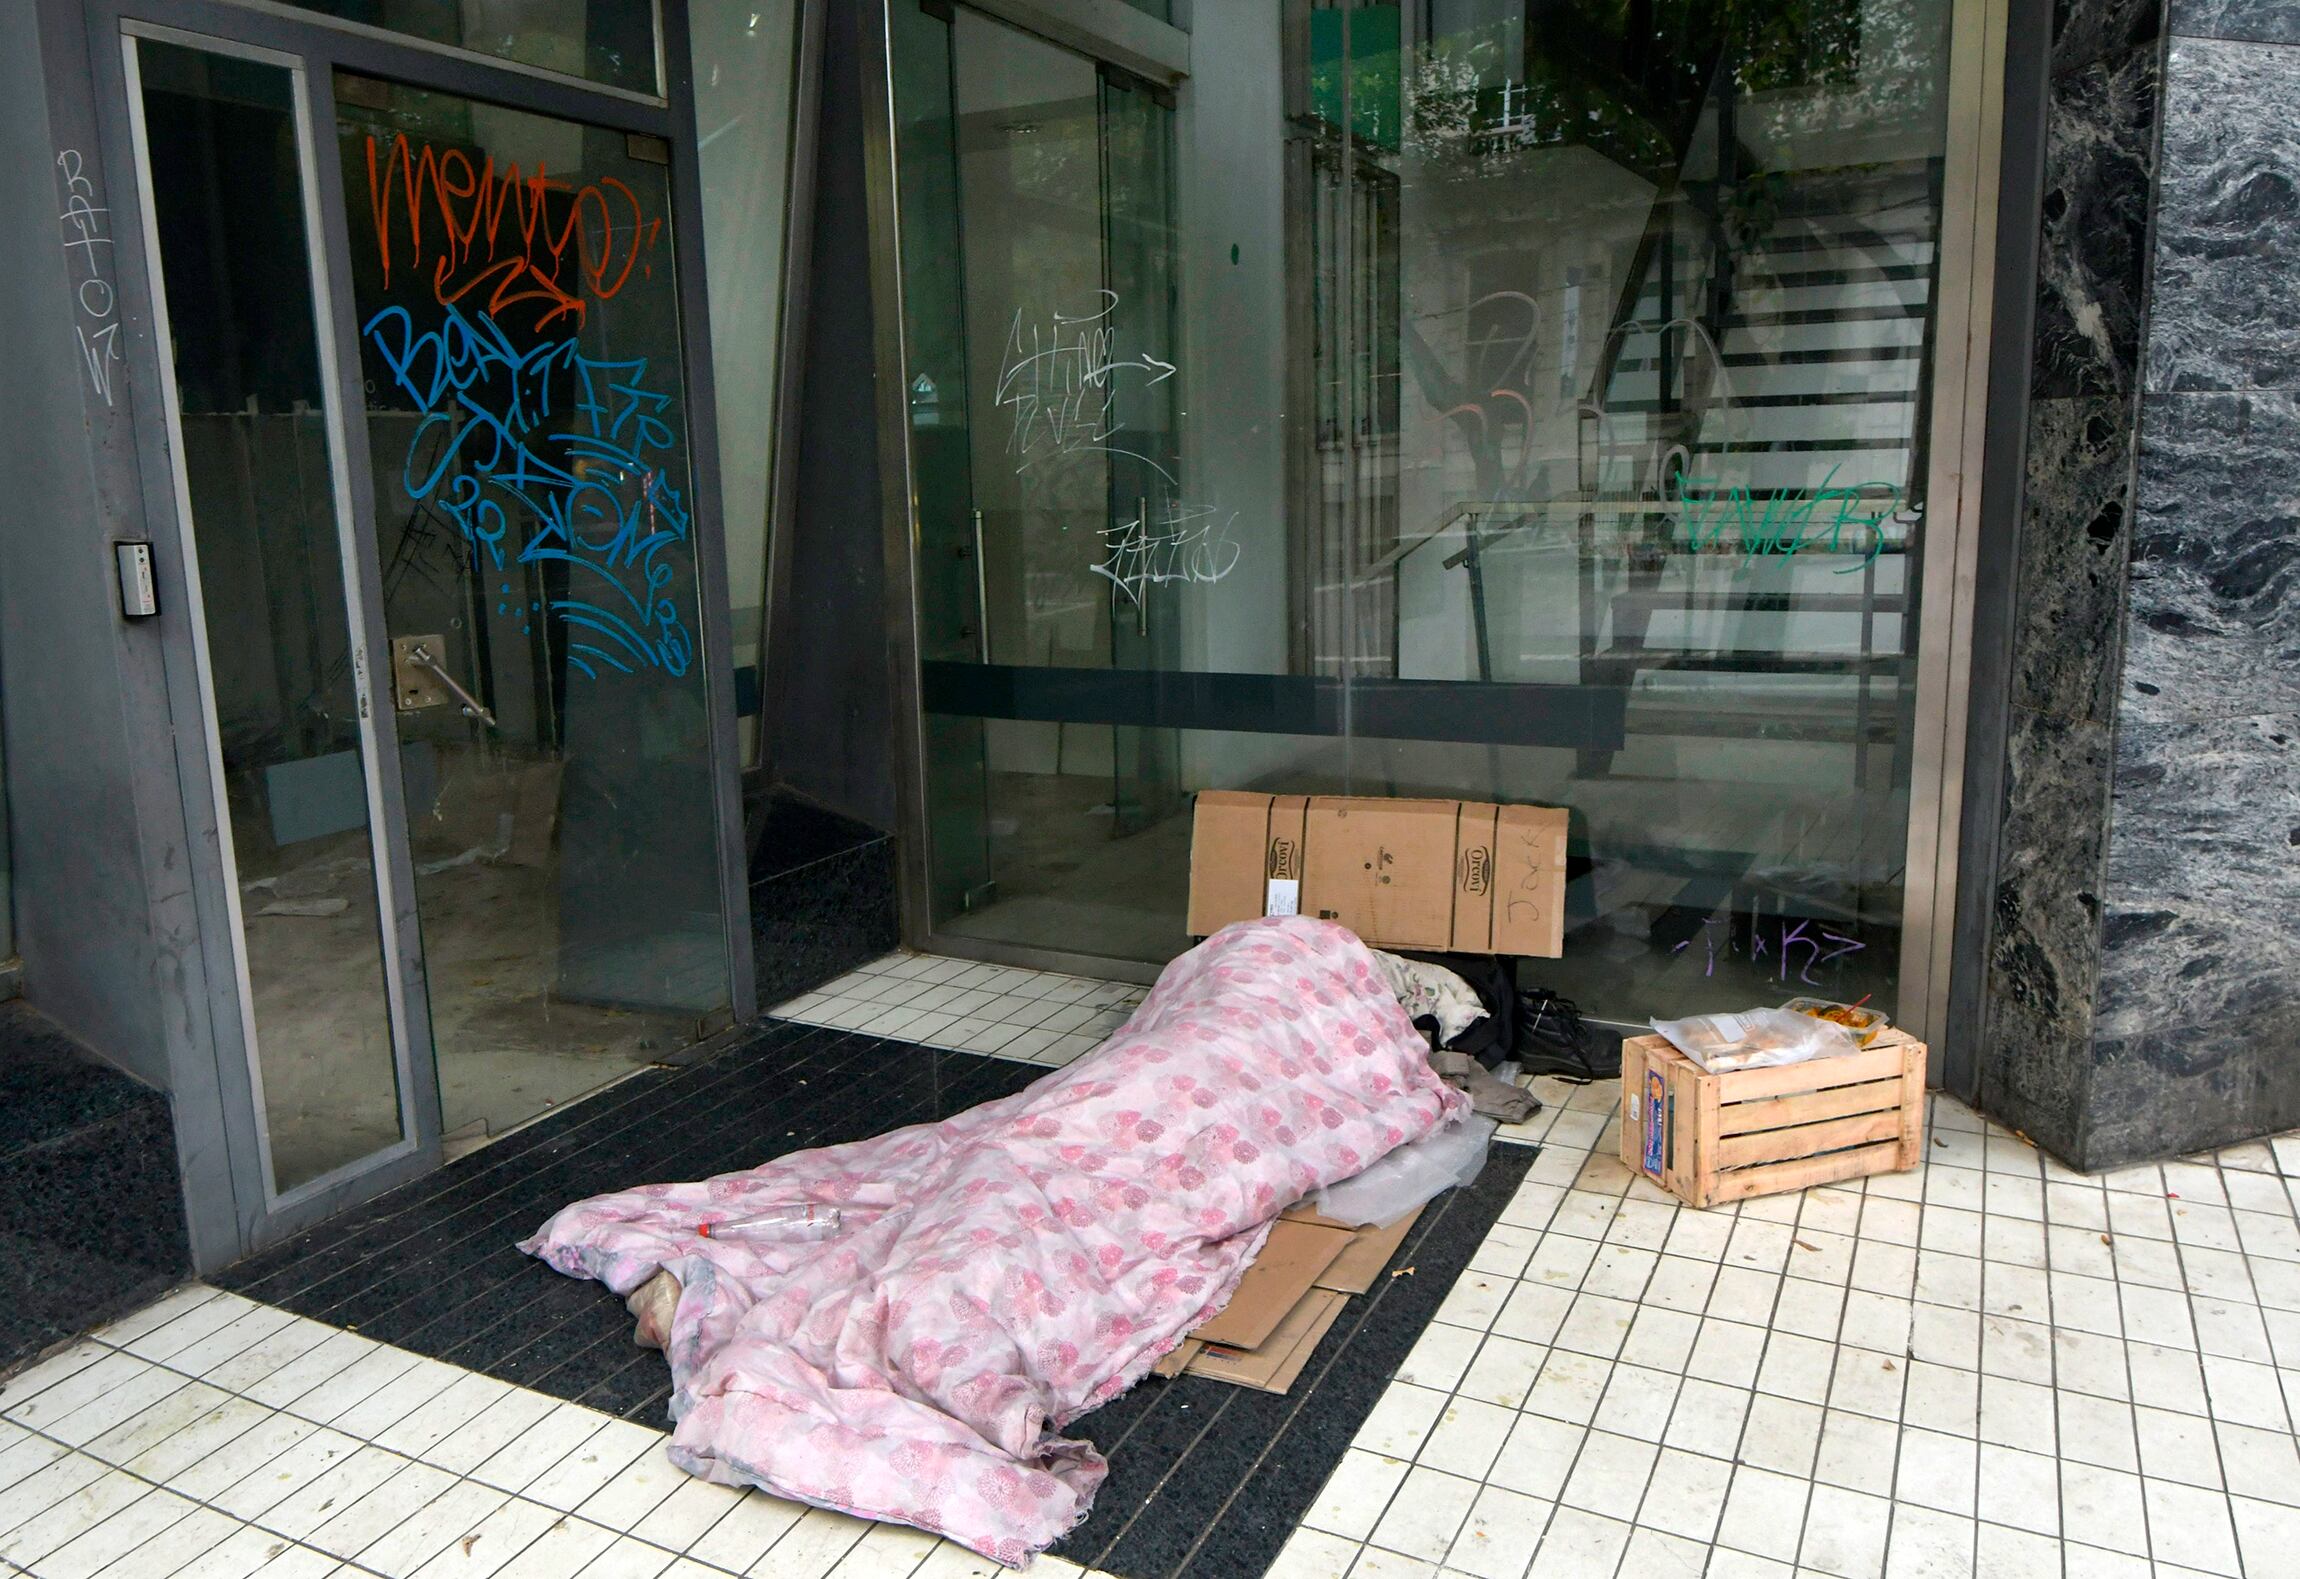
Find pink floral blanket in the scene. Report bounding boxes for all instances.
[520,918,1464,1566]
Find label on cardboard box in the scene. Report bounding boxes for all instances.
[1264,879,1300,917]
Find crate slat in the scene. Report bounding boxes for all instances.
[1708,1140,1907,1203]
[1896,1045,1926,1167]
[1718,1077,1904,1136]
[1707,1040,1907,1101]
[1714,1107,1904,1169]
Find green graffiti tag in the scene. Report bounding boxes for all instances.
[1668,466,1900,570]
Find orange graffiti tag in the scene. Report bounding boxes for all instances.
[363,134,663,331]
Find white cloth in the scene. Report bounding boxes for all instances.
[1370,949,1489,1046]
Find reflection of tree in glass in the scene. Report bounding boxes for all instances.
[1391,0,1946,175]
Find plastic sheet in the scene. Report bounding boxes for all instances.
[1313,1112,1498,1227]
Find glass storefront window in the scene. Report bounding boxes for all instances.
[284,1,659,96]
[689,0,807,759]
[891,0,1959,1024]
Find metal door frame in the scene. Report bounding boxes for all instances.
[83,0,761,1252]
[866,0,2013,1043]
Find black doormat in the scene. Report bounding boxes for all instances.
[216,1019,1533,1579]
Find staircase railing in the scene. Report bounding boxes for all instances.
[1575,64,1742,499]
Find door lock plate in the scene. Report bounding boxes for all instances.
[391,634,450,711]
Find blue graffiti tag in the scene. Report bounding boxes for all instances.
[364,302,692,679]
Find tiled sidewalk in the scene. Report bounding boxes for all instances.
[7,944,2300,1577]
[1273,1081,2300,1579]
[0,1284,1097,1579]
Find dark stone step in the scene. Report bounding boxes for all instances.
[0,1004,191,1376]
[746,786,902,1008]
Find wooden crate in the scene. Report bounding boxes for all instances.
[1619,1028,1927,1208]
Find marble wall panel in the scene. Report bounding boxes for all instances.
[1980,708,2115,1158]
[2146,38,2300,391]
[2032,44,2164,402]
[2009,397,2137,723]
[2097,712,2300,1034]
[2168,0,2300,48]
[2084,986,2300,1165]
[2126,390,2300,722]
[2057,0,2168,66]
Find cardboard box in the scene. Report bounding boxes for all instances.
[1620,1028,1927,1208]
[1186,792,1568,957]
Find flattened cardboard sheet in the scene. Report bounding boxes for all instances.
[1184,1288,1347,1393]
[1316,1207,1423,1295]
[1188,1220,1351,1349]
[1152,1338,1202,1378]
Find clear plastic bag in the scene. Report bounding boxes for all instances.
[1313,1113,1497,1227]
[1649,1007,1858,1073]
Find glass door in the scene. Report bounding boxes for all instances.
[883,0,1982,1030]
[1099,63,1184,838]
[334,76,734,1145]
[106,1,742,1238]
[896,4,1197,965]
[120,31,425,1202]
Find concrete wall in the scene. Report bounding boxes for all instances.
[5,3,247,1268]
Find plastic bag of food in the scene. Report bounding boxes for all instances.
[1649,1007,1859,1073]
[1779,996,1891,1046]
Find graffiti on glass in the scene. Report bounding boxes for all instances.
[356,128,691,682]
[362,134,663,333]
[1091,499,1240,607]
[995,290,1175,475]
[1669,466,1902,569]
[1671,915,1868,986]
[364,301,693,680]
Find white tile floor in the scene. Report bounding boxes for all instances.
[1275,1082,2300,1579]
[0,1284,1100,1579]
[12,949,2300,1577]
[770,952,1147,1070]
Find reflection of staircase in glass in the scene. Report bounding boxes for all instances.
[1387,153,1940,780]
[1583,157,1936,774]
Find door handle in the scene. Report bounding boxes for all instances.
[393,635,498,728]
[970,508,990,663]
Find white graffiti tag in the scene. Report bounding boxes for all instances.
[1091,499,1241,606]
[995,290,1175,473]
